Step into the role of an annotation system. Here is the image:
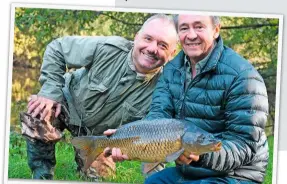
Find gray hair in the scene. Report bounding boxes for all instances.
[211,16,220,26]
[173,15,221,31]
[139,14,176,33]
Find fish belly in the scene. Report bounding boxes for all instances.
[104,119,186,162]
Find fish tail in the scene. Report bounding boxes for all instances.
[71,136,106,171]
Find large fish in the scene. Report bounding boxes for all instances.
[72,119,221,171]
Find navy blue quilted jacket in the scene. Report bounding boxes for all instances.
[146,36,269,183]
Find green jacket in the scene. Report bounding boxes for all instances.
[38,36,161,135]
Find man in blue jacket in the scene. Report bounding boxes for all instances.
[145,14,269,184]
[109,14,269,184]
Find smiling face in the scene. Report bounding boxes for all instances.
[132,18,177,74]
[177,15,220,64]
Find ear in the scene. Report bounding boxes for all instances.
[213,24,221,39]
[171,48,177,57]
[168,47,177,61]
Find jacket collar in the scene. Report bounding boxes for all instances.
[170,35,224,74]
[202,36,224,73]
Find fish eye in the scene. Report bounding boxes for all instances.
[197,135,205,143]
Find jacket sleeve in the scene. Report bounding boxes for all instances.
[197,68,269,172]
[37,36,104,102]
[145,68,175,120]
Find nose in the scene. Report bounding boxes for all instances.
[146,40,158,54]
[186,28,197,40]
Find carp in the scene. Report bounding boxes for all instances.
[72,119,221,171]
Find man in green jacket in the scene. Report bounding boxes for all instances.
[109,15,269,184]
[23,14,177,180]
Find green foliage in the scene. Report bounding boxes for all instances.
[221,17,278,65]
[265,136,274,184]
[99,11,151,40]
[8,133,30,179]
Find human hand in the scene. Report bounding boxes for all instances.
[103,129,129,162]
[27,95,61,121]
[175,153,200,165]
[89,152,116,178]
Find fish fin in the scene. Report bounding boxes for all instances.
[165,148,185,162]
[71,136,103,171]
[142,162,161,174]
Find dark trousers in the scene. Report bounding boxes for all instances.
[145,167,257,184]
[26,138,56,179]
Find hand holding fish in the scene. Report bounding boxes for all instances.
[175,153,199,165]
[103,129,129,162]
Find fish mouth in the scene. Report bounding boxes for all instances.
[211,141,222,151]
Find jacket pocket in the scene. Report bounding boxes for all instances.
[87,70,109,92]
[82,71,110,114]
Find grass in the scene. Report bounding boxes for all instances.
[265,135,274,184]
[8,131,274,183]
